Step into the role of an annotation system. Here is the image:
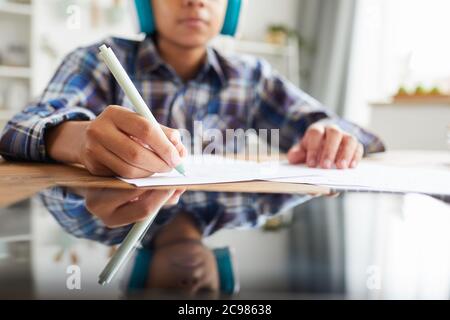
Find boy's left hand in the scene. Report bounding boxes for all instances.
[287,123,364,169]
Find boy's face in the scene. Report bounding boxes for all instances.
[147,241,220,295]
[152,0,228,48]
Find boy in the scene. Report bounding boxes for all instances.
[0,0,384,178]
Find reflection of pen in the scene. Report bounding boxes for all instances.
[98,190,176,285]
[98,44,186,176]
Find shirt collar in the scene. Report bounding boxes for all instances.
[136,36,165,74]
[203,46,227,85]
[136,36,227,86]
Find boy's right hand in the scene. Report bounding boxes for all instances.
[80,105,187,178]
[46,105,187,178]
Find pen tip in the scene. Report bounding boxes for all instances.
[175,164,186,176]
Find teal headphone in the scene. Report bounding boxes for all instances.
[134,0,242,36]
[128,247,238,295]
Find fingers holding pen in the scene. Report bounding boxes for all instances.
[80,106,187,178]
[109,106,185,168]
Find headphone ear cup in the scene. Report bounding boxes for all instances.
[128,249,153,291]
[214,247,239,294]
[135,0,156,34]
[221,0,242,36]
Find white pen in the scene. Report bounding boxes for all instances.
[98,190,176,285]
[98,44,186,176]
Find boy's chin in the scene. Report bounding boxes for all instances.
[172,35,215,50]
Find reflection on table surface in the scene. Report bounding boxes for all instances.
[0,187,449,299]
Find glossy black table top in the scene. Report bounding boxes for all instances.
[0,187,449,299]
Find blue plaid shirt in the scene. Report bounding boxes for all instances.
[0,36,384,161]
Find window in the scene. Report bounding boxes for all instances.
[345,0,450,124]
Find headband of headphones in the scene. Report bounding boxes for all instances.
[128,247,238,295]
[134,0,242,36]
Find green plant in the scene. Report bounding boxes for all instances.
[396,86,409,96]
[266,24,309,51]
[414,85,427,95]
[429,86,442,95]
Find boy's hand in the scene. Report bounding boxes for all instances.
[80,105,187,178]
[287,123,364,169]
[46,105,187,178]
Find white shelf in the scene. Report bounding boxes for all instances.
[233,40,290,56]
[0,234,31,243]
[0,65,31,79]
[0,2,32,16]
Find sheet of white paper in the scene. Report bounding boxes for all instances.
[119,155,301,187]
[119,155,450,196]
[266,162,450,196]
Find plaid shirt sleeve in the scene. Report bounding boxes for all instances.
[251,59,385,154]
[0,45,111,162]
[39,187,131,245]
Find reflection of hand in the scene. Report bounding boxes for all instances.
[327,192,341,198]
[84,188,185,228]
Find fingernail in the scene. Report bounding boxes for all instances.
[291,145,300,152]
[323,159,332,169]
[308,159,316,167]
[340,160,348,169]
[350,160,357,168]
